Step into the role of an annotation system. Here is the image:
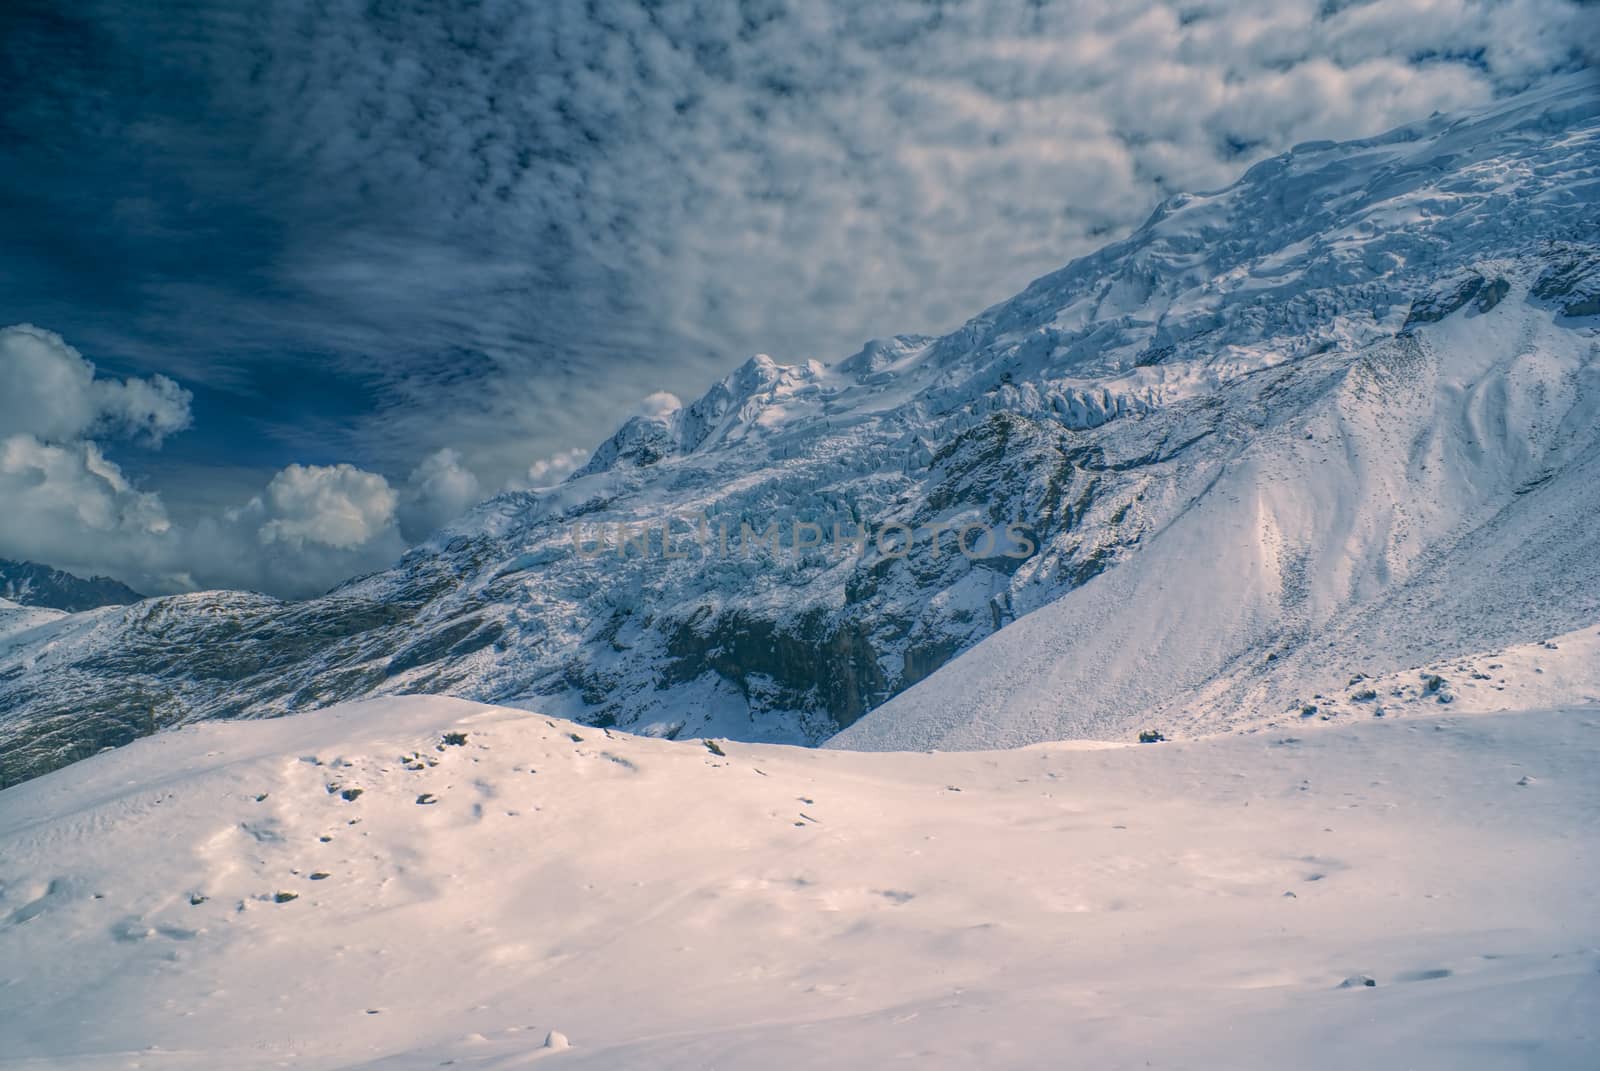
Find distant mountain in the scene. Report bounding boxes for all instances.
[1,75,1597,786]
[0,559,144,613]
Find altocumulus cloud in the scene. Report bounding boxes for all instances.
[217,0,1596,474]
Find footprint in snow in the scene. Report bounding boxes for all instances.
[5,877,75,925]
[239,821,283,843]
[1297,855,1348,883]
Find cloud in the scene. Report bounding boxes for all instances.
[7,0,1591,516]
[252,463,398,551]
[399,448,482,542]
[0,327,192,591]
[0,325,192,446]
[177,463,409,598]
[0,321,570,595]
[522,447,591,491]
[0,430,412,599]
[0,434,176,584]
[0,324,421,597]
[96,372,194,446]
[637,392,684,419]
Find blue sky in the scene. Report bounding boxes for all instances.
[1,0,1594,597]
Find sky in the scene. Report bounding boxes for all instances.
[1,0,1595,598]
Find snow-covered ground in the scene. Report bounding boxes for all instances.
[2,696,1595,1069]
[0,598,65,656]
[1247,623,1600,727]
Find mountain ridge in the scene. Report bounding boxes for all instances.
[1,74,1597,785]
[0,559,145,613]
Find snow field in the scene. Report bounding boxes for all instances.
[1,696,1595,1069]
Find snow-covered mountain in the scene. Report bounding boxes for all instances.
[2,75,1598,786]
[0,559,144,613]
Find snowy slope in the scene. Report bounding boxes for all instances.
[1262,623,1600,725]
[834,289,1600,750]
[0,598,65,654]
[1,696,1596,1069]
[2,76,1598,782]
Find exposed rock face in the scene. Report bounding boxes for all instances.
[0,560,144,612]
[1532,246,1600,317]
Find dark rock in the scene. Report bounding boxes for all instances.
[0,558,144,612]
[1474,277,1510,312]
[1402,274,1483,329]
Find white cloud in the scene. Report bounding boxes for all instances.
[0,324,418,597]
[637,392,684,419]
[0,437,412,599]
[0,433,177,585]
[523,447,590,490]
[251,463,399,550]
[0,323,523,594]
[0,325,519,595]
[173,463,409,598]
[399,448,482,542]
[0,326,195,590]
[95,372,194,446]
[0,324,192,446]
